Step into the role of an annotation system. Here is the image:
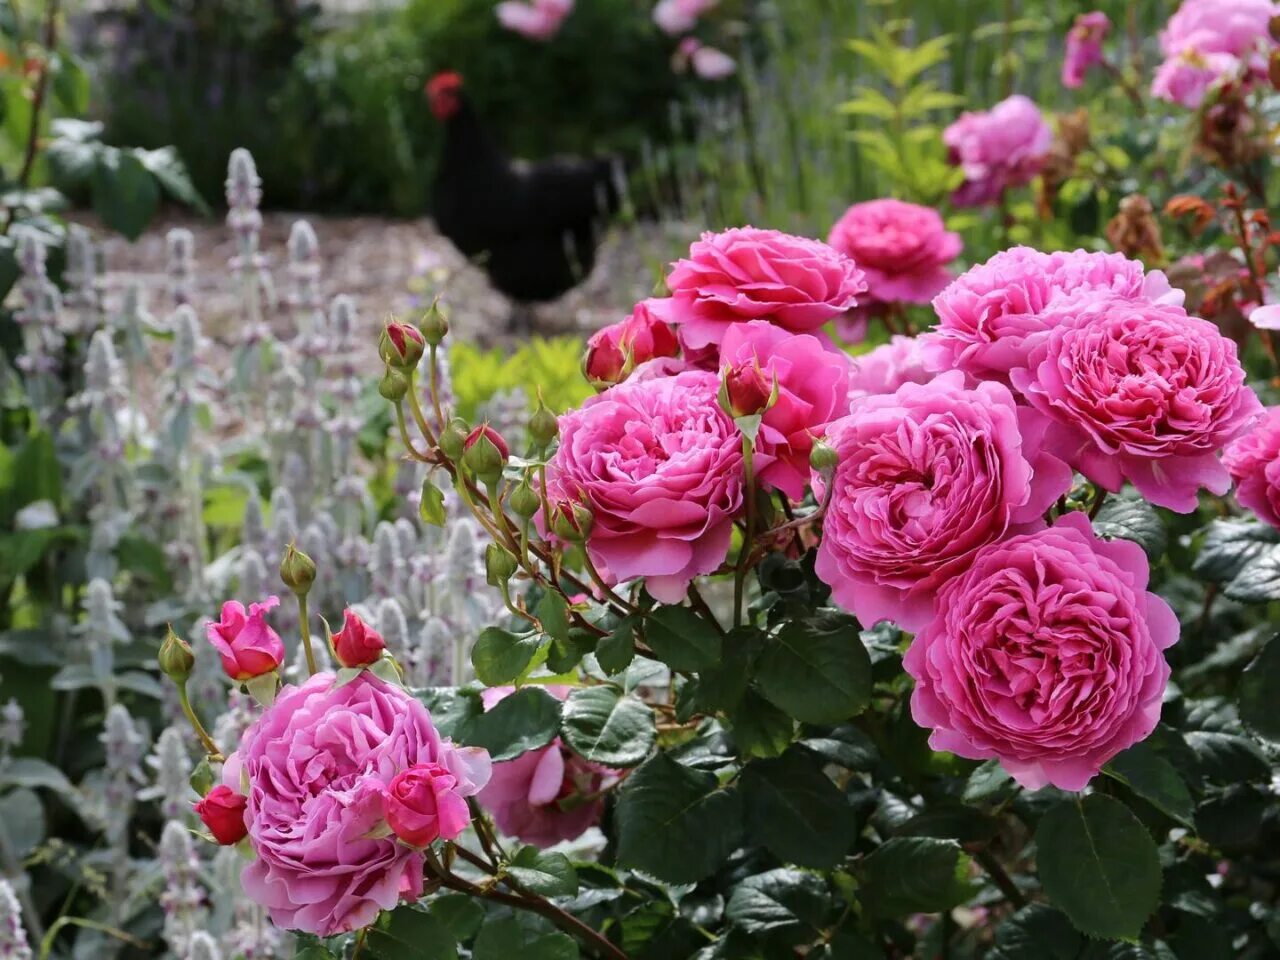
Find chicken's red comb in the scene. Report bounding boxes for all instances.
[426,71,463,97]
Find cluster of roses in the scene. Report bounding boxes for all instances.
[570,221,1262,796]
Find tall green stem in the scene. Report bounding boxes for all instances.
[297,594,318,677]
[177,682,222,760]
[734,437,757,628]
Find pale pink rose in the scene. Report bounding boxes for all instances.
[1224,407,1280,529]
[906,511,1179,791]
[544,370,743,602]
[718,321,852,500]
[1152,0,1278,106]
[1011,295,1263,512]
[675,38,737,79]
[227,673,490,937]
[477,687,617,847]
[921,246,1182,383]
[1151,51,1243,108]
[827,199,962,308]
[1062,11,1110,89]
[815,371,1072,631]
[943,95,1053,207]
[206,596,285,681]
[495,0,573,40]
[1250,303,1280,330]
[846,336,932,406]
[651,227,867,350]
[653,0,717,35]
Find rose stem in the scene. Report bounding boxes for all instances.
[297,593,319,677]
[177,681,224,762]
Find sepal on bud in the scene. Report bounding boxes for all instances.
[379,367,410,402]
[279,541,317,596]
[378,320,426,370]
[550,499,594,543]
[509,478,541,519]
[719,360,778,420]
[158,625,195,684]
[439,417,469,461]
[485,542,520,585]
[810,438,839,479]
[529,389,559,450]
[462,424,509,484]
[419,299,450,346]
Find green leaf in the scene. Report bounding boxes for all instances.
[1035,795,1161,940]
[462,686,563,761]
[725,868,828,940]
[471,627,544,686]
[1184,730,1269,783]
[0,788,44,858]
[741,750,855,868]
[1104,741,1196,828]
[472,917,578,960]
[727,690,794,759]
[507,847,579,897]
[536,591,571,643]
[419,481,447,527]
[365,905,458,960]
[1093,495,1167,559]
[757,611,872,724]
[429,895,484,941]
[0,757,73,797]
[91,148,160,241]
[1239,633,1280,741]
[962,759,1013,803]
[615,753,743,884]
[644,606,722,671]
[596,617,637,675]
[799,724,878,771]
[1193,519,1279,582]
[135,146,210,214]
[1225,544,1280,602]
[858,837,975,917]
[561,685,655,768]
[987,904,1085,960]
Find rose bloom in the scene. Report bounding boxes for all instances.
[649,227,867,350]
[815,371,1072,631]
[846,336,932,406]
[330,609,386,668]
[905,511,1179,791]
[583,299,680,387]
[495,0,572,40]
[1151,51,1243,108]
[1062,11,1110,88]
[1011,295,1263,513]
[384,763,472,848]
[1152,0,1277,107]
[719,321,851,500]
[1224,407,1280,529]
[194,785,249,845]
[206,596,285,681]
[652,0,716,34]
[922,246,1182,382]
[545,370,743,602]
[943,95,1053,207]
[477,687,616,847]
[828,199,962,307]
[226,672,490,937]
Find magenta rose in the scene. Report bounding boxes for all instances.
[330,608,386,668]
[942,95,1053,207]
[583,299,681,387]
[827,199,962,306]
[718,321,851,500]
[650,227,867,350]
[225,672,490,937]
[922,246,1182,382]
[1011,295,1263,512]
[206,596,285,681]
[477,687,617,847]
[846,336,932,405]
[384,762,472,848]
[545,370,743,602]
[1224,406,1280,529]
[1062,11,1109,88]
[905,511,1179,791]
[1152,0,1276,107]
[815,371,1072,631]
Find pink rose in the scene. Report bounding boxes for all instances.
[545,370,743,603]
[1151,51,1243,108]
[846,336,931,405]
[477,687,616,847]
[815,371,1072,631]
[1011,295,1263,512]
[943,95,1053,208]
[228,672,490,937]
[384,763,472,848]
[922,246,1182,382]
[194,785,248,845]
[652,0,717,35]
[1250,303,1280,330]
[331,609,386,668]
[672,38,737,79]
[718,321,851,500]
[1224,406,1280,529]
[905,511,1179,791]
[1062,11,1110,88]
[827,199,962,306]
[651,227,867,350]
[495,0,573,40]
[584,300,680,387]
[206,596,285,681]
[1152,0,1277,106]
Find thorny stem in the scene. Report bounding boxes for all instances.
[734,436,758,628]
[428,344,446,428]
[177,682,224,762]
[1088,489,1107,520]
[297,594,319,677]
[686,582,726,636]
[970,846,1028,909]
[583,550,640,616]
[351,928,368,960]
[405,371,441,449]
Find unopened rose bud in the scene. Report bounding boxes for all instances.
[509,478,541,519]
[330,608,386,668]
[194,785,249,845]
[810,438,838,477]
[279,542,317,596]
[158,626,195,684]
[462,424,508,483]
[419,300,449,346]
[379,367,410,402]
[485,542,519,585]
[583,333,627,387]
[439,417,469,461]
[550,499,594,543]
[529,390,559,450]
[379,320,426,370]
[720,361,775,418]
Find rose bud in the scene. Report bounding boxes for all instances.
[384,762,471,848]
[194,785,249,845]
[279,542,317,596]
[462,424,509,483]
[378,320,426,370]
[439,417,469,461]
[583,329,627,387]
[419,299,449,346]
[550,498,594,543]
[378,366,410,402]
[485,542,519,585]
[330,608,386,668]
[529,390,559,450]
[508,478,541,519]
[720,360,775,418]
[158,625,195,684]
[205,596,285,681]
[583,302,680,389]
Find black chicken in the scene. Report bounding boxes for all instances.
[426,71,625,332]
